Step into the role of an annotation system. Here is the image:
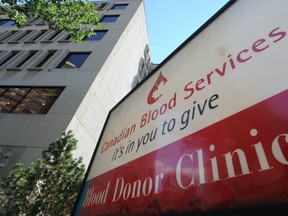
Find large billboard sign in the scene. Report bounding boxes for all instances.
[73,0,288,215]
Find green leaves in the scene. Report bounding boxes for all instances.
[0,131,85,215]
[0,0,100,42]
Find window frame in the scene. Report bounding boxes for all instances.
[36,50,57,68]
[0,86,64,114]
[0,19,16,26]
[47,31,61,41]
[97,3,108,11]
[0,51,20,67]
[57,52,91,69]
[13,30,33,42]
[0,30,18,42]
[31,30,48,41]
[111,4,128,10]
[100,15,120,23]
[16,51,37,68]
[82,30,108,41]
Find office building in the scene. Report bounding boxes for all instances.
[0,0,151,179]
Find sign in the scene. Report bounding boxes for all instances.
[73,0,288,215]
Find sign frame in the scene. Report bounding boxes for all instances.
[72,0,288,215]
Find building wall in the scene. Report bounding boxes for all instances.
[68,1,149,165]
[0,0,149,178]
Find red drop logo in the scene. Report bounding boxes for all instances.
[147,72,168,105]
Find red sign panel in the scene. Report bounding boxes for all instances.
[79,90,288,215]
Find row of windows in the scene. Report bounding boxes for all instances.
[0,16,120,29]
[0,50,90,70]
[0,13,119,44]
[0,16,48,27]
[96,3,128,11]
[0,29,108,43]
[0,87,64,114]
[0,4,128,116]
[0,13,120,27]
[0,2,127,27]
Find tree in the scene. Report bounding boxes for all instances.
[0,0,100,42]
[0,131,85,215]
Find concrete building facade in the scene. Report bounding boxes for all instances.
[0,0,150,179]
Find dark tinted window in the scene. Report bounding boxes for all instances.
[0,51,20,67]
[0,30,18,42]
[32,30,48,41]
[0,87,64,114]
[36,51,56,67]
[16,51,37,67]
[83,30,107,41]
[0,20,16,26]
[100,15,119,22]
[15,30,33,41]
[48,31,61,40]
[98,3,107,10]
[111,4,128,10]
[57,53,90,69]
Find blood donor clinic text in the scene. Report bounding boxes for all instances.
[80,90,288,215]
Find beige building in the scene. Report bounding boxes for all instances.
[0,0,151,179]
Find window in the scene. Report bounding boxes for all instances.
[27,17,38,25]
[97,3,108,10]
[32,30,48,41]
[16,51,37,68]
[0,87,64,114]
[64,35,72,40]
[0,20,16,26]
[0,51,20,67]
[34,18,46,26]
[36,51,56,67]
[83,30,108,41]
[57,53,90,69]
[111,4,128,10]
[100,15,119,23]
[47,31,61,40]
[14,30,33,41]
[0,30,18,42]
